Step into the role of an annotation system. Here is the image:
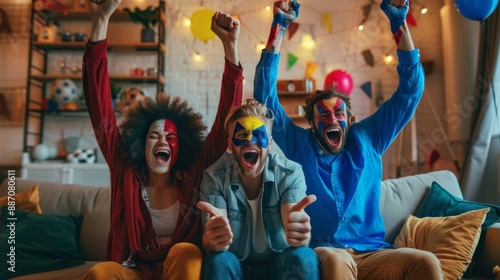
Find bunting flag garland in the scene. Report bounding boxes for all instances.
[305,61,318,78]
[362,49,375,67]
[407,0,417,27]
[288,22,300,40]
[322,13,332,33]
[287,52,299,70]
[406,10,417,27]
[360,3,373,25]
[361,81,372,98]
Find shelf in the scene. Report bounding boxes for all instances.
[31,74,166,84]
[277,92,313,97]
[37,9,166,24]
[43,110,122,119]
[37,10,131,22]
[32,41,166,52]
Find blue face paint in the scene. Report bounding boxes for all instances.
[231,117,269,148]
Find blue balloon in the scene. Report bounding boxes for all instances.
[455,0,499,21]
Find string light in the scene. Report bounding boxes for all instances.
[383,54,394,64]
[265,5,271,12]
[420,7,428,14]
[301,34,316,50]
[182,17,191,28]
[256,42,266,54]
[194,52,202,62]
[358,25,364,31]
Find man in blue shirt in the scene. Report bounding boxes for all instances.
[254,0,443,279]
[198,99,319,279]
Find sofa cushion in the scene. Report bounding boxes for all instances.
[0,207,85,279]
[0,184,42,219]
[416,181,500,229]
[0,179,111,261]
[394,208,489,280]
[380,170,461,243]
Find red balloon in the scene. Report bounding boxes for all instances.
[323,69,354,95]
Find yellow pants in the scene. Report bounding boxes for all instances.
[314,247,443,280]
[86,243,202,280]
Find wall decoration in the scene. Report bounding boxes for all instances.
[0,88,25,126]
[324,69,353,95]
[190,8,216,43]
[455,0,499,21]
[305,61,318,78]
[361,81,372,98]
[287,52,299,70]
[322,13,332,33]
[362,49,375,67]
[288,22,299,40]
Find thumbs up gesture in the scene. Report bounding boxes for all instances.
[197,201,233,251]
[285,194,316,247]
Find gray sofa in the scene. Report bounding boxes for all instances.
[1,170,498,279]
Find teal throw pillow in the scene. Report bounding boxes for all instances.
[416,181,500,229]
[0,207,85,279]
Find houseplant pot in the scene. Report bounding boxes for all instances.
[124,6,159,43]
[141,28,155,42]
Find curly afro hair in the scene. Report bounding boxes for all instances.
[119,93,207,178]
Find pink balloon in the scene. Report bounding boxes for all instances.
[323,69,353,95]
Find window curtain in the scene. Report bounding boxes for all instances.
[460,7,500,201]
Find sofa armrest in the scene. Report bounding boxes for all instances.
[474,222,500,276]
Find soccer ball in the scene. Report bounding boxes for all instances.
[66,148,96,164]
[50,78,80,109]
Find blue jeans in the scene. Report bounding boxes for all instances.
[202,247,319,280]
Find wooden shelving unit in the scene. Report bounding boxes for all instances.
[22,1,167,155]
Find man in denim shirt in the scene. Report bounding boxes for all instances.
[253,0,443,279]
[198,100,319,280]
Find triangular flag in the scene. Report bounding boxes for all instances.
[361,81,372,98]
[309,24,316,40]
[407,0,417,27]
[407,11,417,27]
[360,3,372,25]
[288,22,300,40]
[322,13,332,33]
[361,49,375,67]
[287,52,298,70]
[305,61,318,78]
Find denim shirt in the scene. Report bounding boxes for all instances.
[200,152,307,261]
[253,49,424,251]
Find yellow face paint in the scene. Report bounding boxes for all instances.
[232,116,269,148]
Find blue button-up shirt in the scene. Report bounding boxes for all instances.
[200,152,307,260]
[254,49,424,251]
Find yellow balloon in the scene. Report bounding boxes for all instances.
[190,9,216,43]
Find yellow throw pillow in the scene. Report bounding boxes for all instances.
[394,208,489,280]
[0,185,42,219]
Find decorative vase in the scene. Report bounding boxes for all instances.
[141,28,155,42]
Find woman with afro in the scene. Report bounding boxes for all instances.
[83,0,243,279]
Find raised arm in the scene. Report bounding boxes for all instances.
[83,0,123,169]
[198,12,243,168]
[356,0,424,154]
[254,0,302,153]
[380,0,415,51]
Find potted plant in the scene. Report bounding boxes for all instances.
[123,6,159,43]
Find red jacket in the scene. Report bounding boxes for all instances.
[83,40,243,279]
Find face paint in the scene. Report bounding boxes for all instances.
[231,116,269,148]
[315,97,347,130]
[312,97,349,154]
[145,119,179,174]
